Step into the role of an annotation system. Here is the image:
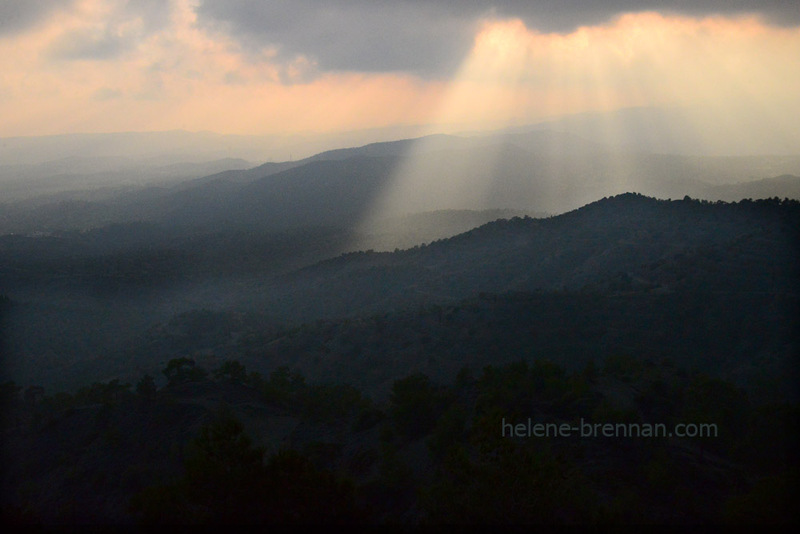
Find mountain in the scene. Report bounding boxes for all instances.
[2,194,798,526]
[0,156,255,204]
[702,174,800,202]
[253,194,800,319]
[4,130,800,236]
[529,105,800,156]
[0,130,306,167]
[3,194,797,394]
[125,146,800,226]
[3,121,800,527]
[152,194,799,399]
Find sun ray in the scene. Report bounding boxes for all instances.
[348,12,800,251]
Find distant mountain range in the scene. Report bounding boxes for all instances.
[528,105,800,156]
[2,129,800,236]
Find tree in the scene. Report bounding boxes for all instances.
[131,406,365,524]
[130,405,265,524]
[162,358,208,386]
[184,406,265,491]
[390,373,449,439]
[135,374,157,400]
[260,366,305,404]
[0,380,21,406]
[212,360,248,383]
[421,443,598,524]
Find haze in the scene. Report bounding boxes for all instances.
[4,2,800,525]
[0,1,798,157]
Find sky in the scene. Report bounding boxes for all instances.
[1,0,799,144]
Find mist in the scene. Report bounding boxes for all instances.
[2,3,799,523]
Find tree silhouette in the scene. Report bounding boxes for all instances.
[212,360,248,383]
[130,405,365,524]
[162,358,208,386]
[135,374,157,400]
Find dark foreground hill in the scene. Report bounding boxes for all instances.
[2,356,797,525]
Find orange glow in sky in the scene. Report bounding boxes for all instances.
[1,1,798,139]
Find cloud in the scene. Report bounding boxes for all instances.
[194,0,800,77]
[457,1,800,32]
[195,1,480,78]
[42,0,176,61]
[92,87,123,100]
[0,0,77,37]
[1,1,796,141]
[47,28,133,60]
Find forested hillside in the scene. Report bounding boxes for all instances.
[2,355,797,524]
[2,195,798,393]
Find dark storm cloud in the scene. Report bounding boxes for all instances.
[400,1,800,31]
[0,0,76,37]
[439,1,800,32]
[196,1,799,77]
[195,0,479,77]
